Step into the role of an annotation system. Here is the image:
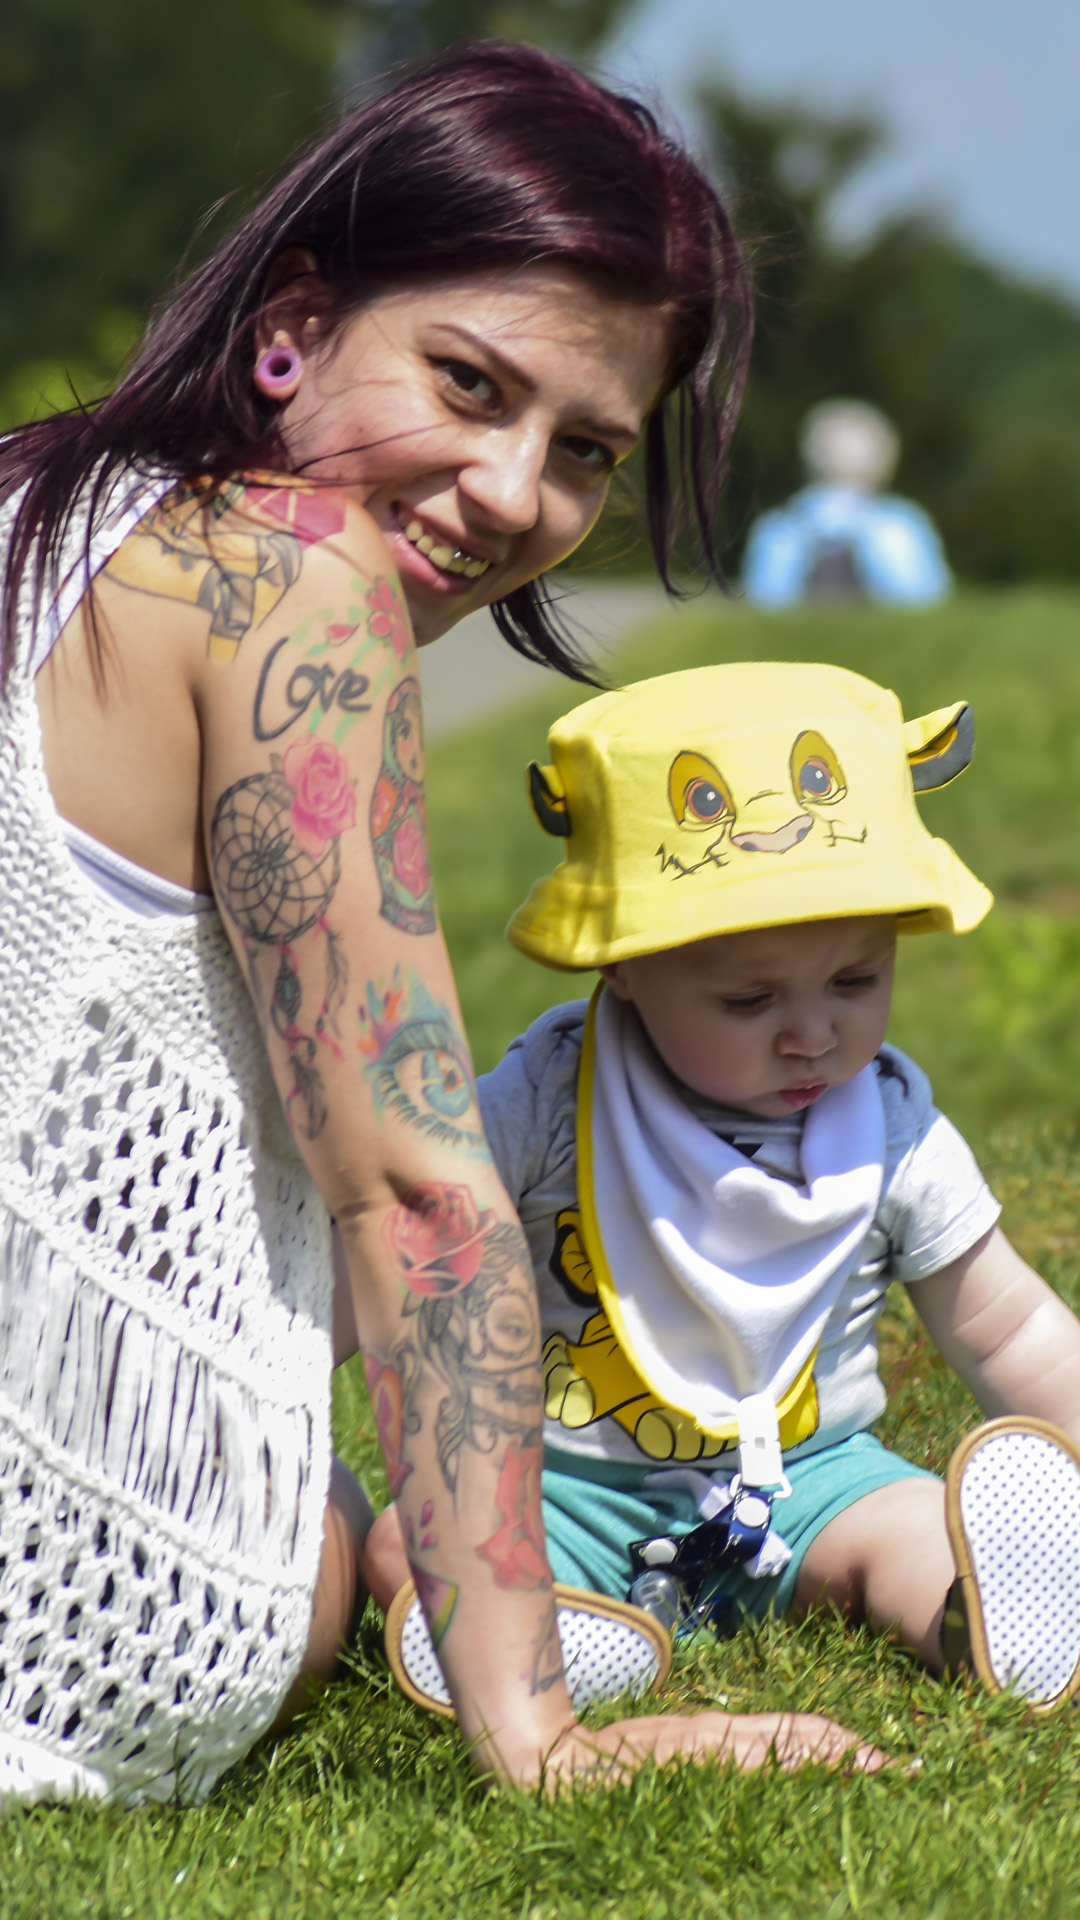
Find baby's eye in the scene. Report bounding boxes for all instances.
[835,972,878,993]
[559,435,616,474]
[437,358,498,405]
[721,992,772,1015]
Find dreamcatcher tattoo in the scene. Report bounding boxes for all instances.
[211,738,356,1138]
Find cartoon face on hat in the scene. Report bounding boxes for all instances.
[508,662,992,972]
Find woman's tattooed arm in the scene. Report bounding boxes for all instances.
[197,494,572,1761]
[382,1183,550,1574]
[363,1181,564,1715]
[204,509,424,1136]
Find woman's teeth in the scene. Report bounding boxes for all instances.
[403,518,489,579]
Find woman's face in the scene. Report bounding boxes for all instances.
[277,265,670,646]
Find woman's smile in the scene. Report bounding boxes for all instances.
[396,508,492,581]
[277,265,670,645]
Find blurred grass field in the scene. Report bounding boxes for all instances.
[9,590,1080,1919]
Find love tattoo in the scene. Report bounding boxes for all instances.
[252,576,414,744]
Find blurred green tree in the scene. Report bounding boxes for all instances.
[701,87,1080,583]
[8,1,1074,586]
[0,0,341,417]
[335,0,629,66]
[0,0,635,429]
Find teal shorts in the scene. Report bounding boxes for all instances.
[542,1432,936,1621]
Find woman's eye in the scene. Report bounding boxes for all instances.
[559,436,616,474]
[437,358,497,405]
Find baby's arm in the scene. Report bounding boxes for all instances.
[911,1225,1080,1442]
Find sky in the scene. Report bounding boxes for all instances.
[604,0,1080,303]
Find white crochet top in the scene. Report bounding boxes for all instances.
[0,476,334,1806]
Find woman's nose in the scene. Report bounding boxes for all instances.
[460,427,546,534]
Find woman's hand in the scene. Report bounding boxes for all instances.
[495,1709,888,1789]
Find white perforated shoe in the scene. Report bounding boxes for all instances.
[384,1580,671,1719]
[945,1417,1080,1710]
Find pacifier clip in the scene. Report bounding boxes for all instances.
[627,1393,791,1637]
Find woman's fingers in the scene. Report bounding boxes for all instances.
[712,1711,888,1773]
[537,1710,888,1787]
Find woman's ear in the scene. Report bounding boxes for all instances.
[256,247,325,353]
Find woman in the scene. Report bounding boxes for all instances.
[0,42,882,1800]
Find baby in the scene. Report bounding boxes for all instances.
[374,663,1080,1714]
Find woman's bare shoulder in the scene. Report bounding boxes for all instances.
[103,473,397,672]
[224,474,392,567]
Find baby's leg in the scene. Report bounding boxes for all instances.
[271,1458,374,1732]
[364,1500,411,1612]
[792,1476,954,1670]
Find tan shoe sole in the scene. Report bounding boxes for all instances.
[385,1579,672,1719]
[946,1416,1080,1711]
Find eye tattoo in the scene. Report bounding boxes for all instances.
[358,971,486,1156]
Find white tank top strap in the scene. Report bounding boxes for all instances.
[61,818,211,919]
[29,467,174,678]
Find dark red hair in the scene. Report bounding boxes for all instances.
[0,42,751,682]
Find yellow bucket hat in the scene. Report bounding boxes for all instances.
[507,662,992,971]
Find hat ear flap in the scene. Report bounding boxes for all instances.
[904,703,974,792]
[528,762,571,836]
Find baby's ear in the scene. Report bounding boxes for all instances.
[902,703,974,791]
[598,962,631,999]
[527,762,571,836]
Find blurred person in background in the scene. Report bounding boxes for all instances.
[743,398,951,607]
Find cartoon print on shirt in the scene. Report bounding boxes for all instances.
[544,1206,821,1463]
[657,729,868,880]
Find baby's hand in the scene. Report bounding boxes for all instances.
[511,1710,888,1789]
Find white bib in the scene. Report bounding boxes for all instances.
[579,988,885,1437]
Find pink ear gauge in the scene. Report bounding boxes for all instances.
[254,342,303,397]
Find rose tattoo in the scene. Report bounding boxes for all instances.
[386,1184,498,1298]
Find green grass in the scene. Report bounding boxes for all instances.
[8,590,1080,1918]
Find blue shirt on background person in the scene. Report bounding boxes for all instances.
[742,400,951,608]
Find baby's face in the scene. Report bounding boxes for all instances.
[601,916,896,1119]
